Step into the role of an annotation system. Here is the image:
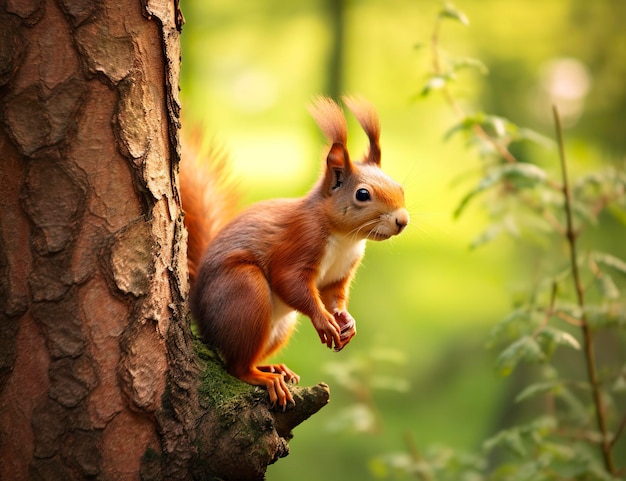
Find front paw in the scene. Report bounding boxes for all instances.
[313,314,342,349]
[333,310,356,351]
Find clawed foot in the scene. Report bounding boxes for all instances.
[233,362,301,410]
[256,364,300,410]
[258,363,300,384]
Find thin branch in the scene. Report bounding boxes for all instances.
[532,282,558,338]
[611,414,626,448]
[553,310,584,328]
[403,432,433,481]
[430,19,464,119]
[553,105,616,475]
[430,20,518,164]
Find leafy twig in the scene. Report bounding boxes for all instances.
[430,13,518,165]
[553,310,583,328]
[553,105,616,475]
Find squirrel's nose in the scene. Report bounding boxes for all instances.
[394,210,409,233]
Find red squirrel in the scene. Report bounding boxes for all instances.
[181,96,409,408]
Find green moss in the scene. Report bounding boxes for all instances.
[140,446,162,481]
[142,446,160,462]
[193,337,261,408]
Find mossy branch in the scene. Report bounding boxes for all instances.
[192,341,330,481]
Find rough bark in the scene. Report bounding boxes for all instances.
[0,0,194,478]
[0,1,329,480]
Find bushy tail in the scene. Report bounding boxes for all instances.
[180,132,239,285]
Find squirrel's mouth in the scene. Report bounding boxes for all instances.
[366,210,409,241]
[367,231,393,241]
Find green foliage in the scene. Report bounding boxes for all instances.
[444,113,552,148]
[323,349,409,434]
[370,443,486,481]
[438,2,470,26]
[366,3,626,480]
[453,163,548,219]
[180,2,626,479]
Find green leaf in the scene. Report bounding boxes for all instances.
[444,113,506,141]
[368,457,389,478]
[370,376,410,392]
[485,116,507,138]
[571,199,599,226]
[500,163,549,185]
[454,163,548,218]
[555,385,590,421]
[469,223,502,250]
[527,415,558,437]
[496,336,545,377]
[483,429,526,457]
[612,373,626,393]
[594,273,620,300]
[513,127,554,148]
[421,75,451,96]
[445,113,553,152]
[539,441,576,462]
[607,203,626,225]
[443,117,475,142]
[451,57,488,75]
[453,179,494,219]
[515,380,562,403]
[438,2,470,25]
[327,403,376,433]
[536,327,581,358]
[585,305,626,329]
[371,453,415,475]
[592,252,626,276]
[369,348,407,364]
[486,307,533,347]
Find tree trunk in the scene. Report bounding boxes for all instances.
[323,0,346,100]
[0,1,329,480]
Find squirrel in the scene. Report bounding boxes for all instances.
[181,96,409,408]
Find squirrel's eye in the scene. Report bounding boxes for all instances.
[355,188,371,202]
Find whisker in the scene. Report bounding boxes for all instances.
[347,218,379,241]
[346,219,372,236]
[411,211,451,239]
[399,152,422,189]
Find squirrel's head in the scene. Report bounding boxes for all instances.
[309,96,409,241]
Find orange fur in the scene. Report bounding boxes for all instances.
[344,95,381,165]
[181,97,409,407]
[180,138,237,283]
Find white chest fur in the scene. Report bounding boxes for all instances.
[266,234,365,352]
[316,234,366,288]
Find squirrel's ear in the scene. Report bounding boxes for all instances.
[323,143,352,193]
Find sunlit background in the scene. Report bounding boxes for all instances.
[180,1,626,479]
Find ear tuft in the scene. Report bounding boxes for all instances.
[308,96,348,146]
[343,95,381,165]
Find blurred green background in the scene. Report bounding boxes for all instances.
[179,1,625,479]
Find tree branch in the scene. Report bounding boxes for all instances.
[192,343,330,481]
